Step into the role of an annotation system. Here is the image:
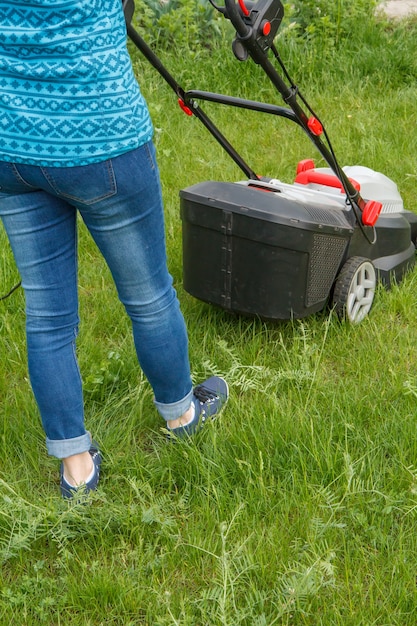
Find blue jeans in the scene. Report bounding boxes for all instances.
[0,142,193,458]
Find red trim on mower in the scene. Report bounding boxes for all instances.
[238,0,250,17]
[296,159,315,174]
[178,98,193,116]
[307,116,323,136]
[295,170,361,193]
[362,200,383,227]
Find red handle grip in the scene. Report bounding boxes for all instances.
[295,170,361,192]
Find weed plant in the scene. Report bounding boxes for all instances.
[2,3,417,625]
[137,0,224,51]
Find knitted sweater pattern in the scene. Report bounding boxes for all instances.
[0,0,153,166]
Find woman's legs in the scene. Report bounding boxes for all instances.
[0,143,194,458]
[44,142,194,418]
[0,144,228,493]
[0,185,91,460]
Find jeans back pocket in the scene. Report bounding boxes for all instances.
[40,159,117,206]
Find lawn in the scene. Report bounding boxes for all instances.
[1,5,417,625]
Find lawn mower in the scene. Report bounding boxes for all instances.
[123,0,417,323]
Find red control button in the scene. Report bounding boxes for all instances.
[262,20,271,36]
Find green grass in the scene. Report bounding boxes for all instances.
[2,10,417,625]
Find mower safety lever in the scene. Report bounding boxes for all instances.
[224,0,252,37]
[238,0,256,16]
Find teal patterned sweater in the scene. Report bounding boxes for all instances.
[0,0,153,166]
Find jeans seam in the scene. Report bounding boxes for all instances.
[71,326,83,391]
[10,163,38,189]
[144,142,156,172]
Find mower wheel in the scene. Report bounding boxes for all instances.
[332,256,376,323]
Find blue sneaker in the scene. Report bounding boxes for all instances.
[168,376,229,439]
[60,442,101,500]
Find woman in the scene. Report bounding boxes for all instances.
[0,0,228,499]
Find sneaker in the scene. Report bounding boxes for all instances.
[60,442,101,500]
[168,376,229,439]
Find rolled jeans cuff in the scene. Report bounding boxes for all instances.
[46,431,92,459]
[154,388,194,422]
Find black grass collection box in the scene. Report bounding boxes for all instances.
[180,180,354,320]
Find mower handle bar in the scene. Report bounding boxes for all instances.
[122,0,376,225]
